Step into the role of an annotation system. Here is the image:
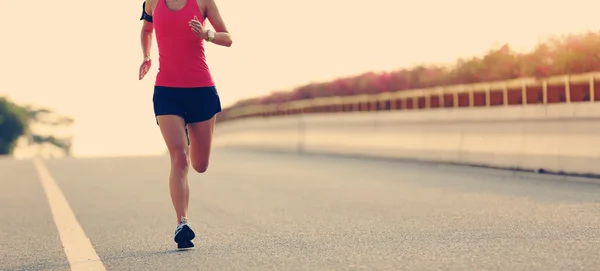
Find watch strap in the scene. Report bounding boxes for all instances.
[206,30,215,42]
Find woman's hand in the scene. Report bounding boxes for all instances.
[189,16,208,40]
[139,57,152,80]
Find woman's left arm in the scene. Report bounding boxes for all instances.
[204,0,232,47]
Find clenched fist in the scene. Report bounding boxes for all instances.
[139,56,151,80]
[189,16,208,40]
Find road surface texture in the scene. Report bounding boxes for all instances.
[1,148,600,271]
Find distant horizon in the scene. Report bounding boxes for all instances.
[2,0,598,157]
[2,30,586,113]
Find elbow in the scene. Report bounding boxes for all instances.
[223,33,233,47]
[141,24,153,35]
[218,40,232,47]
[142,28,153,35]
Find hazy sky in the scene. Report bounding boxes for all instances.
[1,0,598,157]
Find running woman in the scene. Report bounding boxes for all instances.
[138,0,232,249]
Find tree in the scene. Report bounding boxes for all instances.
[0,97,28,155]
[220,30,600,119]
[0,96,74,156]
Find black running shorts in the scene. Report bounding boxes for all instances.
[152,85,222,124]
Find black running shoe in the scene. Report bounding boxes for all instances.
[174,217,196,249]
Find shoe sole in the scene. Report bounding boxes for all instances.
[177,240,195,250]
[174,224,196,244]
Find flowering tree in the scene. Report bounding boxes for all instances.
[223,31,600,115]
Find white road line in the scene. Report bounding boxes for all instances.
[33,158,107,271]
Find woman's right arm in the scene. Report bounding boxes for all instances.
[140,0,155,60]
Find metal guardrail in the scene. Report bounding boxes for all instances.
[221,71,600,121]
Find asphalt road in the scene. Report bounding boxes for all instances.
[1,148,600,271]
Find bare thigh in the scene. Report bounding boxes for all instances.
[157,115,189,155]
[187,115,217,173]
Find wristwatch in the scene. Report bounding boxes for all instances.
[206,29,215,42]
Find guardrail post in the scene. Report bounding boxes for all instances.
[521,82,527,105]
[485,85,491,107]
[502,84,508,106]
[453,92,459,108]
[565,76,571,103]
[542,81,548,104]
[468,88,474,107]
[590,76,595,102]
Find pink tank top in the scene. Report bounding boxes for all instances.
[153,0,214,87]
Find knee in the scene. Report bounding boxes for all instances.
[192,161,209,173]
[169,148,189,171]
